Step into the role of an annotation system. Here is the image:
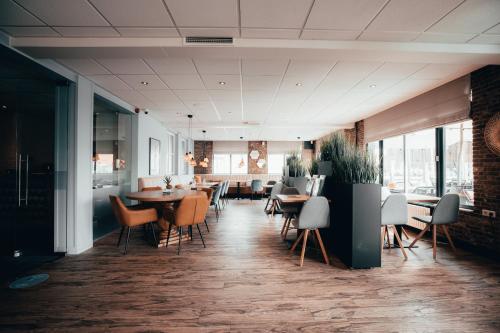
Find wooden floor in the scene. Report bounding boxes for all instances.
[1,200,500,332]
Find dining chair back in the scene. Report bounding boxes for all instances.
[380,194,408,259]
[251,179,263,192]
[432,193,460,224]
[200,187,214,202]
[270,182,283,199]
[290,196,330,266]
[281,186,300,195]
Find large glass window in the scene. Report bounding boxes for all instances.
[231,153,248,174]
[213,154,230,174]
[268,153,285,174]
[445,120,473,205]
[405,128,436,196]
[166,133,175,175]
[383,135,405,192]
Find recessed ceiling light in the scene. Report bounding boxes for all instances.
[218,81,226,85]
[1,105,7,109]
[295,82,302,87]
[228,111,232,114]
[140,81,149,86]
[297,136,301,140]
[240,136,243,139]
[369,84,376,88]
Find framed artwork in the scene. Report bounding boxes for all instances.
[149,138,161,175]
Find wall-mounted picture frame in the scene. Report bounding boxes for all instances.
[149,137,161,175]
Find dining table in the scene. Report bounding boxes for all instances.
[126,189,201,247]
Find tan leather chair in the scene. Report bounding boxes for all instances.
[109,195,158,254]
[198,188,213,232]
[174,184,184,189]
[165,193,209,255]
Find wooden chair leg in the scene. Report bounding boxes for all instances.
[149,222,157,246]
[117,226,125,247]
[380,226,385,253]
[315,229,329,265]
[283,217,293,240]
[401,227,410,240]
[290,230,304,253]
[299,230,310,267]
[166,223,172,249]
[280,216,289,236]
[391,225,408,260]
[409,224,430,248]
[385,226,391,248]
[264,197,271,211]
[441,225,456,252]
[432,224,437,260]
[271,200,276,216]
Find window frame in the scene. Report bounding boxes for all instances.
[370,119,474,209]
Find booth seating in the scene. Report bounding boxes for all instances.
[138,175,194,191]
[195,174,281,198]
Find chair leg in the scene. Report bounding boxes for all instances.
[271,201,276,216]
[401,227,410,240]
[280,216,290,236]
[196,224,206,248]
[391,225,408,260]
[177,227,182,255]
[264,197,271,211]
[441,225,456,252]
[314,229,329,265]
[290,230,305,253]
[123,227,131,255]
[409,224,430,249]
[215,204,219,222]
[189,225,193,241]
[432,225,437,260]
[380,226,385,253]
[299,230,310,267]
[166,223,172,249]
[117,226,125,247]
[204,218,210,233]
[283,217,292,240]
[385,226,391,248]
[149,222,157,246]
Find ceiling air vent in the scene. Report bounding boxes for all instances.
[185,37,233,45]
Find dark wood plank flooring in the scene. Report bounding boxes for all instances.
[1,200,500,332]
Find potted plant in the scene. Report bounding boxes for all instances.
[163,175,173,189]
[309,158,319,176]
[322,132,381,269]
[285,151,308,192]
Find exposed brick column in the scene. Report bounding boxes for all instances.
[355,120,365,148]
[447,65,500,256]
[194,140,213,174]
[248,141,267,174]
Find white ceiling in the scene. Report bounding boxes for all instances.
[1,0,500,140]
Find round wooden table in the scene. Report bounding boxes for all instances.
[126,189,200,247]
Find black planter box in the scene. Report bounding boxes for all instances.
[325,183,381,269]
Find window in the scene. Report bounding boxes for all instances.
[231,153,248,174]
[383,135,405,192]
[166,133,175,175]
[445,120,473,205]
[268,153,285,174]
[213,153,247,174]
[213,154,230,174]
[405,128,436,196]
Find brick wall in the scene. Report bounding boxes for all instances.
[193,140,213,174]
[355,120,365,148]
[445,65,500,256]
[248,141,268,174]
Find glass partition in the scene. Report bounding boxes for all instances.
[92,96,132,240]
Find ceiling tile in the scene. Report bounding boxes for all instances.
[57,58,110,75]
[140,89,179,103]
[208,90,241,102]
[468,34,500,44]
[178,28,239,37]
[116,27,179,37]
[144,58,197,74]
[357,31,420,42]
[159,74,205,89]
[111,89,155,108]
[305,0,387,30]
[242,59,288,76]
[90,0,173,26]
[280,75,321,91]
[242,90,275,102]
[0,26,59,37]
[367,0,462,32]
[414,32,477,43]
[241,28,300,39]
[300,29,360,40]
[88,75,132,90]
[410,64,464,80]
[16,0,109,26]
[368,62,427,80]
[428,0,500,34]
[286,60,335,78]
[485,23,500,34]
[174,90,210,102]
[240,0,313,28]
[165,0,238,27]
[0,0,44,25]
[53,26,119,37]
[321,61,382,89]
[118,74,169,90]
[194,59,240,74]
[242,75,281,90]
[95,58,154,74]
[201,74,241,89]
